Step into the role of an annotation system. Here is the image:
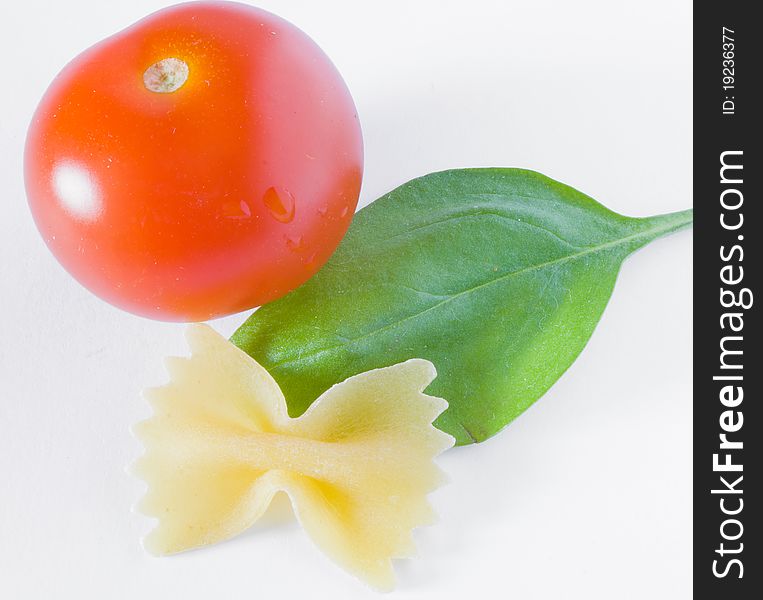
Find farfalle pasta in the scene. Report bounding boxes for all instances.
[133,324,454,590]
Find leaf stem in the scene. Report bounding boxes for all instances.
[640,208,694,236]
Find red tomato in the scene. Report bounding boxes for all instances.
[25,1,363,321]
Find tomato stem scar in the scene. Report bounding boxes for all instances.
[143,57,189,93]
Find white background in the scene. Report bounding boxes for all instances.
[0,1,692,598]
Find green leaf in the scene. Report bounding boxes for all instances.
[231,169,692,445]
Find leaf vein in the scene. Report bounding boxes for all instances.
[382,207,583,250]
[270,224,667,371]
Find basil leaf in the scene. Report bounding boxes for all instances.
[231,169,692,445]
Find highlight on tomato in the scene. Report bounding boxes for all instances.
[25,1,363,321]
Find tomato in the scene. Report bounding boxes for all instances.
[25,1,363,321]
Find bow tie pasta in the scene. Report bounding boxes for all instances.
[133,324,454,590]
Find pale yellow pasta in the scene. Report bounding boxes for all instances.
[132,324,454,590]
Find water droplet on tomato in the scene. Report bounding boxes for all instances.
[263,186,295,223]
[340,206,350,218]
[286,235,303,251]
[317,205,329,217]
[222,199,252,219]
